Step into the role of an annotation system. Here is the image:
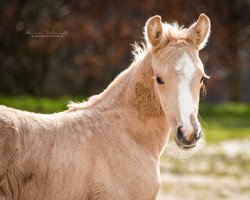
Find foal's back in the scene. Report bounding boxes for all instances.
[0,106,96,200]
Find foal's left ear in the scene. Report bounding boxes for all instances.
[186,14,211,50]
[145,15,163,48]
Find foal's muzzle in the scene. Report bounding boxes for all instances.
[174,126,201,149]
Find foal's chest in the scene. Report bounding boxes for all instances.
[91,151,160,200]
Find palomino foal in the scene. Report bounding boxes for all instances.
[0,14,210,200]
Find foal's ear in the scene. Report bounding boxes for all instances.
[186,14,211,50]
[145,15,163,48]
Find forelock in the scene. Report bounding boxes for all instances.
[162,22,188,41]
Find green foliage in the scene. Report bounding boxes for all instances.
[200,103,250,118]
[0,96,249,143]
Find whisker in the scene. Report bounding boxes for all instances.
[198,114,208,128]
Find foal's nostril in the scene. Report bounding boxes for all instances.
[177,126,184,140]
[176,126,200,147]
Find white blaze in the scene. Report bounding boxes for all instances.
[175,52,196,133]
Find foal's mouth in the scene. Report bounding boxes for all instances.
[175,140,197,150]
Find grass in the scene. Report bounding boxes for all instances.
[0,95,83,113]
[0,95,249,143]
[199,104,250,143]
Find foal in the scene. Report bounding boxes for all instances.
[0,14,210,200]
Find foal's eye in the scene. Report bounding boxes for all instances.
[200,76,205,83]
[156,76,164,84]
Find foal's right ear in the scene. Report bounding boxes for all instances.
[145,15,163,48]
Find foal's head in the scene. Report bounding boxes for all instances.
[145,14,210,149]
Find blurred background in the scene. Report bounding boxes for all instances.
[0,0,249,199]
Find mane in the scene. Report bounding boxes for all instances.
[68,22,187,111]
[67,95,101,111]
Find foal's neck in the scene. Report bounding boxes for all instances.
[100,52,170,157]
[124,53,170,157]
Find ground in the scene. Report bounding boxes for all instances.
[157,138,250,200]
